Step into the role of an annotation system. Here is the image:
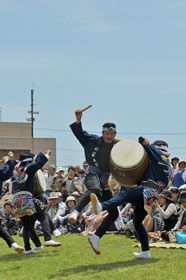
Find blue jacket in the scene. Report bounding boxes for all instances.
[0,160,17,181]
[70,122,118,189]
[70,122,117,168]
[70,122,99,166]
[140,142,170,188]
[12,152,48,194]
[0,160,17,194]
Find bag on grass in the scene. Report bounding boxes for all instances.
[175,231,186,244]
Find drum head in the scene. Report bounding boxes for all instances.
[111,139,145,169]
[35,169,47,192]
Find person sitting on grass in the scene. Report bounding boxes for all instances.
[172,191,186,233]
[155,190,178,241]
[57,196,82,234]
[1,201,22,236]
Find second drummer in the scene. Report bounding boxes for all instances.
[90,138,170,258]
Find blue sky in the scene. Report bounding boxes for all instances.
[0,0,186,167]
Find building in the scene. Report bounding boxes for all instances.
[0,122,56,165]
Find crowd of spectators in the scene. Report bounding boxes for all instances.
[0,157,186,244]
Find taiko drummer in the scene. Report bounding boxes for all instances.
[68,106,120,254]
[11,150,59,253]
[90,138,170,258]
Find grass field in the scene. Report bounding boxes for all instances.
[0,233,185,280]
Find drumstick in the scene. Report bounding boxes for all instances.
[80,105,92,113]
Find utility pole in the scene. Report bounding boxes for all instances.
[27,89,39,138]
[0,107,2,122]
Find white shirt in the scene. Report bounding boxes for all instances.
[157,203,177,219]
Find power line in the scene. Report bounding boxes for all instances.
[57,147,186,153]
[35,127,186,136]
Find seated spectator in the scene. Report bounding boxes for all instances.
[72,170,86,194]
[172,191,186,232]
[71,191,82,204]
[171,157,179,169]
[45,164,58,196]
[52,168,65,192]
[143,190,178,236]
[57,196,82,234]
[74,165,81,177]
[156,190,178,241]
[169,187,181,212]
[119,203,134,236]
[82,161,89,172]
[1,202,21,235]
[62,166,77,198]
[170,157,179,181]
[56,168,65,179]
[172,160,186,188]
[143,199,161,233]
[47,192,66,223]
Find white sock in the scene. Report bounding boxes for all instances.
[11,242,18,249]
[139,250,151,256]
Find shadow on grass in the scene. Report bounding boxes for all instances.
[48,258,159,279]
[0,250,57,262]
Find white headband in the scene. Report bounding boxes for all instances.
[154,145,168,152]
[102,126,116,132]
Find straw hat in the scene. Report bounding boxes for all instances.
[66,196,76,203]
[49,192,62,200]
[159,190,173,201]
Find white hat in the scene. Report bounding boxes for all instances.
[57,167,64,171]
[49,192,62,199]
[71,191,81,197]
[179,184,186,191]
[66,196,76,203]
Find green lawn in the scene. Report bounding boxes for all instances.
[0,233,185,280]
